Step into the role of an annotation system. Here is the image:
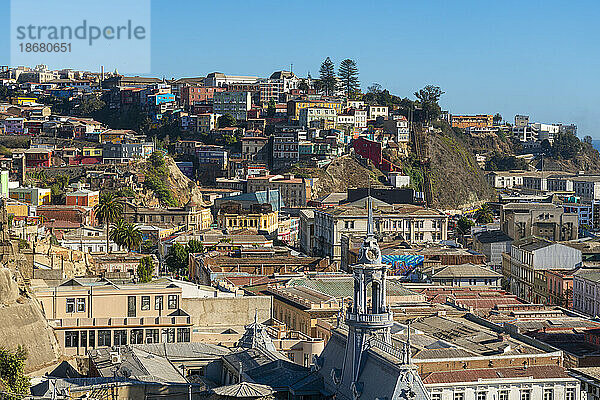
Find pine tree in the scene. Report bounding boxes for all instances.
[318,57,336,96]
[338,59,359,98]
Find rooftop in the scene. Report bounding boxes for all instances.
[423,365,570,384]
[432,264,502,279]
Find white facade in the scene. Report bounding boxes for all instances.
[212,91,252,121]
[573,270,600,317]
[313,205,448,260]
[572,178,600,201]
[368,105,388,120]
[427,378,579,400]
[299,107,337,127]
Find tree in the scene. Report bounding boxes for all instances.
[267,99,276,118]
[493,113,503,125]
[186,239,204,254]
[318,57,336,96]
[474,204,494,224]
[0,346,30,399]
[121,222,142,252]
[457,216,474,236]
[584,135,593,145]
[298,79,309,92]
[338,59,359,98]
[218,113,237,128]
[367,83,383,94]
[414,85,445,122]
[94,192,124,253]
[137,256,154,283]
[485,152,528,171]
[165,243,189,275]
[76,96,106,116]
[552,132,581,160]
[109,219,128,250]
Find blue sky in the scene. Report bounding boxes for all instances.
[0,0,599,137]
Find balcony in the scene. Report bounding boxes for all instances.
[345,311,393,326]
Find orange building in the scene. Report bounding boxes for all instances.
[451,114,493,129]
[65,189,100,208]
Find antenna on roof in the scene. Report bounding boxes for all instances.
[290,63,293,73]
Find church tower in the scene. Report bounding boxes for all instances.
[341,195,394,396]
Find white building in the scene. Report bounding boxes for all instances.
[298,107,337,128]
[212,91,252,121]
[204,72,260,87]
[312,197,448,260]
[426,367,579,400]
[59,226,119,253]
[573,269,600,317]
[368,105,388,120]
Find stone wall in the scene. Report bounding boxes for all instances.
[181,296,272,327]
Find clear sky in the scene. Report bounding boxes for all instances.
[0,0,599,137]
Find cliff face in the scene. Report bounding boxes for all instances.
[0,267,61,372]
[427,130,496,210]
[292,155,386,199]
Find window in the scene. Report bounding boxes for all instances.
[127,296,136,317]
[565,388,575,400]
[114,330,127,346]
[544,389,554,400]
[177,328,190,343]
[80,331,87,348]
[168,295,178,310]
[477,392,487,400]
[66,298,75,313]
[454,392,465,400]
[431,394,441,400]
[162,328,175,343]
[146,329,159,344]
[141,296,150,311]
[89,330,95,348]
[155,296,163,311]
[65,331,79,348]
[76,298,85,312]
[98,330,111,347]
[304,353,310,367]
[130,329,144,345]
[521,389,531,400]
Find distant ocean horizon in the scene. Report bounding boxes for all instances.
[593,140,600,152]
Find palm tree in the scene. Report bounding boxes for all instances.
[109,219,128,250]
[121,222,142,252]
[94,192,124,253]
[110,219,142,252]
[474,203,494,224]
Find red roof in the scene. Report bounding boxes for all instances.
[423,365,569,384]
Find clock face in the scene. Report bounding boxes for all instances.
[366,247,378,261]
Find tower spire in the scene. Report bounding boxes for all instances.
[367,187,373,237]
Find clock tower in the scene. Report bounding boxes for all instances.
[339,195,394,398]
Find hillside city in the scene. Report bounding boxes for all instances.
[0,62,598,400]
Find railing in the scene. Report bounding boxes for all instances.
[345,311,393,324]
[368,336,405,361]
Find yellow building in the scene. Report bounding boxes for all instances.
[10,96,38,105]
[451,114,494,129]
[32,278,192,356]
[217,202,278,235]
[99,129,137,144]
[82,147,103,157]
[287,99,344,121]
[5,200,29,219]
[265,285,340,338]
